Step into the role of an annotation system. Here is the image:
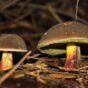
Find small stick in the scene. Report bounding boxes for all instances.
[75,0,80,22]
[47,4,63,23]
[28,3,88,24]
[48,74,77,79]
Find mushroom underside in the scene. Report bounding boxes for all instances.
[38,38,88,55]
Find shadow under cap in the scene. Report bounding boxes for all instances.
[0,34,27,52]
[37,21,88,55]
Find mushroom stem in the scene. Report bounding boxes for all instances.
[64,44,81,70]
[0,52,13,71]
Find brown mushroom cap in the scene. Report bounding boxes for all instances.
[37,21,88,55]
[0,34,27,52]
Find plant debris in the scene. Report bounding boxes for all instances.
[0,0,88,88]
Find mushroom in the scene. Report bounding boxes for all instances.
[37,21,88,70]
[0,34,27,71]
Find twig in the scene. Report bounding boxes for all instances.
[79,66,88,70]
[0,21,42,32]
[48,73,77,79]
[26,71,46,84]
[0,0,19,11]
[28,3,88,25]
[0,51,32,84]
[47,4,63,23]
[58,66,88,73]
[76,78,85,88]
[75,0,80,21]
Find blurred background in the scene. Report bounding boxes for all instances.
[0,0,88,88]
[0,0,88,51]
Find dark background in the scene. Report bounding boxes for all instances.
[0,0,88,50]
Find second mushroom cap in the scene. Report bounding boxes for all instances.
[0,34,27,52]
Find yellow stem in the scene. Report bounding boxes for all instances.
[0,52,13,71]
[64,44,81,70]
